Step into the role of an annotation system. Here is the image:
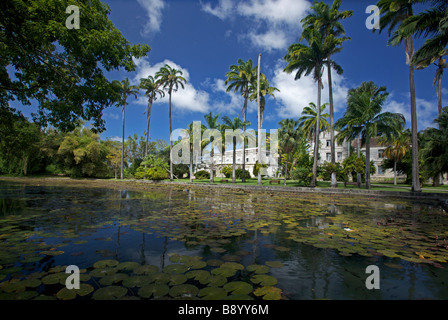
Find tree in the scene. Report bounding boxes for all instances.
[221,115,252,183]
[225,59,257,182]
[376,0,422,191]
[203,112,222,183]
[378,127,411,185]
[0,0,150,132]
[301,0,353,188]
[284,28,342,187]
[112,78,140,179]
[298,102,330,144]
[336,81,405,189]
[139,75,165,178]
[155,64,187,181]
[180,121,207,182]
[278,119,301,186]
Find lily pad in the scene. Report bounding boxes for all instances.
[117,261,140,271]
[220,262,244,270]
[246,264,270,274]
[163,264,189,274]
[122,276,152,288]
[92,286,128,300]
[169,284,199,298]
[253,286,282,300]
[134,265,159,275]
[99,273,129,286]
[148,272,170,284]
[138,284,169,299]
[206,259,223,267]
[250,274,278,286]
[40,250,65,256]
[223,281,253,295]
[89,268,117,278]
[169,274,188,286]
[265,261,284,268]
[56,284,94,300]
[210,247,226,253]
[186,270,211,284]
[41,273,68,285]
[198,287,227,300]
[207,275,227,287]
[211,267,236,278]
[93,259,119,269]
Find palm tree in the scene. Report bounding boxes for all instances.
[278,119,301,186]
[284,27,342,187]
[139,75,165,178]
[298,102,330,145]
[181,122,207,183]
[112,77,140,180]
[225,59,257,182]
[378,127,411,185]
[376,0,422,191]
[301,0,353,188]
[203,112,222,183]
[336,81,405,189]
[221,115,252,183]
[155,64,187,181]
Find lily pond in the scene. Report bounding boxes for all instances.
[1,180,448,300]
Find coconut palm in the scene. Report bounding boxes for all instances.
[203,112,222,184]
[336,81,405,189]
[221,115,252,183]
[248,73,279,129]
[225,59,257,182]
[155,64,187,181]
[298,102,330,145]
[180,122,207,183]
[301,0,352,188]
[112,77,140,180]
[284,27,342,187]
[278,119,301,186]
[376,0,422,191]
[139,75,165,179]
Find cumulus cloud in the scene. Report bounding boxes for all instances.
[201,0,234,20]
[137,0,166,36]
[133,58,210,113]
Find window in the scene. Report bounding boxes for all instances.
[378,166,384,174]
[326,140,331,147]
[378,149,384,159]
[246,157,249,162]
[326,153,331,161]
[337,152,342,161]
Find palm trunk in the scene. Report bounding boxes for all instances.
[22,155,28,176]
[189,145,193,183]
[144,102,152,180]
[232,141,236,183]
[121,104,125,180]
[210,148,214,183]
[436,61,443,185]
[327,59,337,188]
[365,135,371,189]
[310,79,322,188]
[284,152,289,186]
[357,133,361,184]
[405,36,421,192]
[168,91,173,181]
[393,160,397,185]
[242,93,248,182]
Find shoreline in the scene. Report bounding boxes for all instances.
[1,176,447,202]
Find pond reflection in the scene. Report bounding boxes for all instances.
[0,181,448,300]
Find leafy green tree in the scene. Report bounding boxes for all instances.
[298,102,330,144]
[0,0,150,131]
[300,0,352,188]
[225,59,257,182]
[336,81,405,189]
[112,78,140,179]
[155,64,187,181]
[278,119,301,186]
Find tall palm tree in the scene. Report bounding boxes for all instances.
[155,64,187,181]
[376,0,422,191]
[336,81,405,189]
[181,122,207,183]
[278,119,301,186]
[139,75,165,178]
[301,0,353,188]
[203,112,222,184]
[248,73,279,129]
[112,77,140,180]
[378,126,411,185]
[298,102,330,145]
[284,28,342,187]
[222,115,252,184]
[225,59,257,182]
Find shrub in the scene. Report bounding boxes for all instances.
[235,168,251,179]
[147,166,168,180]
[194,170,210,179]
[221,166,232,178]
[291,167,312,186]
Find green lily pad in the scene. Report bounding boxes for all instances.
[223,281,253,295]
[210,247,226,253]
[206,259,223,267]
[169,274,188,286]
[122,276,152,288]
[99,273,129,286]
[220,262,244,270]
[272,246,291,252]
[211,267,236,278]
[89,268,117,278]
[117,261,140,271]
[163,264,189,274]
[169,284,199,298]
[56,284,94,300]
[13,290,38,300]
[92,286,128,300]
[207,275,227,287]
[253,286,282,300]
[41,273,68,285]
[186,270,211,284]
[40,250,65,256]
[265,261,284,268]
[138,284,169,299]
[246,264,270,274]
[198,287,227,300]
[93,259,119,268]
[250,275,278,286]
[184,260,207,269]
[134,265,159,275]
[148,272,170,284]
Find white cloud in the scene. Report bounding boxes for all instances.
[133,58,210,113]
[241,30,288,52]
[137,0,166,36]
[201,0,234,20]
[271,61,349,119]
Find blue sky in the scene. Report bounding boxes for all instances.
[17,0,448,143]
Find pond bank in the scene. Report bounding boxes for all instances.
[2,176,447,202]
